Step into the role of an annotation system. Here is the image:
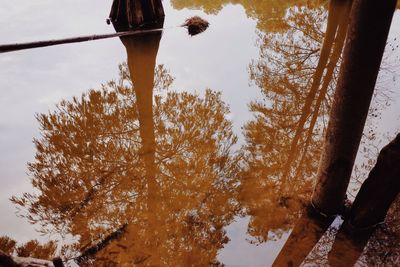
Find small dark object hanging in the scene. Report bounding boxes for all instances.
[182,16,210,36]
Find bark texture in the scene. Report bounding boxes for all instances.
[109,0,165,32]
[312,0,397,215]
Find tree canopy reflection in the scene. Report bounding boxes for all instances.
[12,62,240,265]
[236,1,400,265]
[237,3,344,243]
[171,0,322,32]
[8,1,400,265]
[171,0,399,33]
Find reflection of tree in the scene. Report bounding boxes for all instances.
[15,240,57,261]
[0,236,17,255]
[237,4,347,243]
[0,236,57,261]
[171,0,318,32]
[273,135,400,266]
[122,28,164,254]
[239,1,398,261]
[171,0,400,32]
[11,62,240,265]
[169,2,352,246]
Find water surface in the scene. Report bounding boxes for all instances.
[1,1,400,266]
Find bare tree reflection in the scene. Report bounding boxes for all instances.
[233,1,399,266]
[238,3,339,245]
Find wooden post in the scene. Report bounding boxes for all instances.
[123,28,163,210]
[109,0,165,32]
[107,17,165,267]
[311,0,397,215]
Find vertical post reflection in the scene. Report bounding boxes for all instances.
[120,21,164,264]
[122,20,164,211]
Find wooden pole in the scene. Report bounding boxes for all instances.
[121,26,164,265]
[311,0,397,215]
[109,0,165,32]
[123,24,163,213]
[0,28,164,54]
[0,0,166,53]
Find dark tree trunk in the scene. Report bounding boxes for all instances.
[327,128,400,266]
[311,0,397,215]
[349,134,400,228]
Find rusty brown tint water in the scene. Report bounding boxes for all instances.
[1,1,400,266]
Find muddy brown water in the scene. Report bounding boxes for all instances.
[0,1,400,266]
